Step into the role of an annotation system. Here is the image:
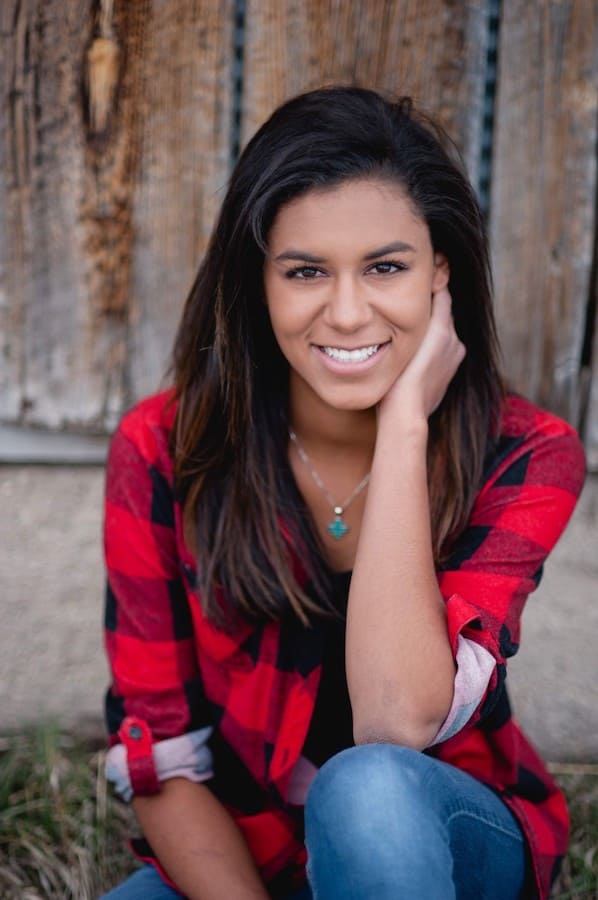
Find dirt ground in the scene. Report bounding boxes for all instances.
[1,465,596,760]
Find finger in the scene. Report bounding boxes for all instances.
[432,285,452,303]
[430,286,453,322]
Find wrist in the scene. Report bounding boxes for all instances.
[371,415,429,481]
[376,409,429,445]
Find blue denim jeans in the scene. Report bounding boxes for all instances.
[101,745,527,899]
[304,744,527,899]
[99,865,311,899]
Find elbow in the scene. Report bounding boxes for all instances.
[352,716,443,752]
[349,679,454,751]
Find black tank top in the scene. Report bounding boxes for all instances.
[302,571,355,766]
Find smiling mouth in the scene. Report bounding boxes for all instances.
[317,342,387,362]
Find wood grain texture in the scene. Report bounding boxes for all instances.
[0,0,138,430]
[126,0,234,402]
[0,0,30,422]
[241,0,490,185]
[490,0,598,426]
[0,0,234,431]
[3,0,598,448]
[584,295,598,469]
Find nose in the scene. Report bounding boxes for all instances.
[322,274,373,332]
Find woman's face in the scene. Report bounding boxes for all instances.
[263,178,449,415]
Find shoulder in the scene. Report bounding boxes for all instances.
[109,388,178,480]
[501,393,581,443]
[481,393,586,497]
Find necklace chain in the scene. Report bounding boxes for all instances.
[288,429,370,539]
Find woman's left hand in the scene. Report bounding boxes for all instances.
[377,287,466,431]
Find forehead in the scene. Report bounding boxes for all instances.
[267,178,429,252]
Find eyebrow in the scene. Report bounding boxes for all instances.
[363,241,416,259]
[273,241,416,263]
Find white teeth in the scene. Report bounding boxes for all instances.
[322,344,380,362]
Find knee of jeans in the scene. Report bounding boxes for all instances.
[305,743,431,825]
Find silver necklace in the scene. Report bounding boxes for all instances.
[289,429,370,540]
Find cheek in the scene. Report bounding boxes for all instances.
[267,303,298,338]
[386,267,434,315]
[267,293,312,337]
[389,292,431,335]
[264,285,288,336]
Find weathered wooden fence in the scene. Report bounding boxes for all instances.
[1,0,597,466]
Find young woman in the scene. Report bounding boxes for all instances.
[101,87,585,900]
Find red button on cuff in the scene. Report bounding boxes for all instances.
[118,716,160,796]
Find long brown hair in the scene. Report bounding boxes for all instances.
[172,87,504,630]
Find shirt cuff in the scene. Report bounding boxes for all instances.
[426,635,496,747]
[106,723,214,801]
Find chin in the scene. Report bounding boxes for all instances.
[319,387,385,412]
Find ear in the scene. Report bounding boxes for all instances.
[431,253,450,292]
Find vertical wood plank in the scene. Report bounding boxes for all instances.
[241,0,490,186]
[0,0,234,432]
[0,0,137,430]
[584,302,598,469]
[1,0,99,426]
[127,0,235,401]
[0,1,29,422]
[490,0,598,424]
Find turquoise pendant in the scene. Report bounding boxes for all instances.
[327,509,349,540]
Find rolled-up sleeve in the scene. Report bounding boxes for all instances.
[106,721,214,801]
[103,408,213,797]
[431,410,586,741]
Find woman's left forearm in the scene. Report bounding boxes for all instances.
[346,415,456,749]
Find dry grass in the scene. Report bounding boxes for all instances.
[0,727,596,899]
[0,728,137,899]
[550,763,598,899]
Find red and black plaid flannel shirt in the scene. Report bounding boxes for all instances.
[104,389,586,899]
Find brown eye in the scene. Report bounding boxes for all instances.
[369,261,407,275]
[286,266,323,279]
